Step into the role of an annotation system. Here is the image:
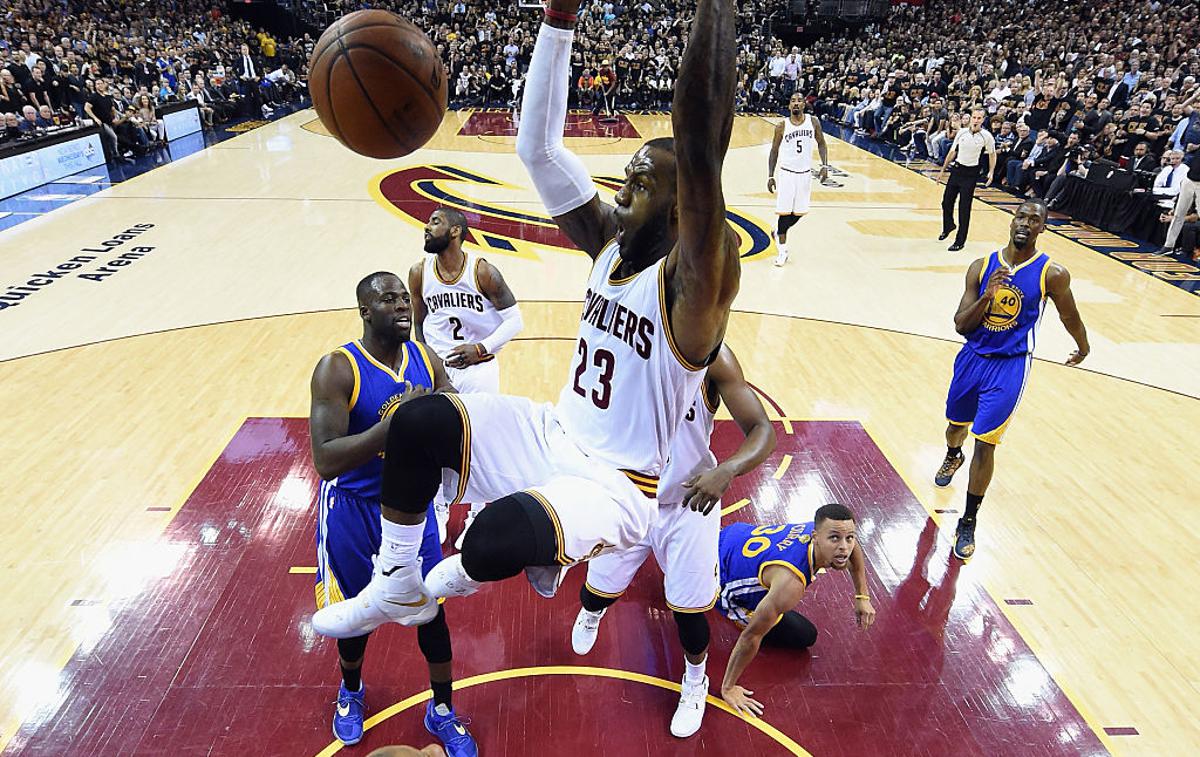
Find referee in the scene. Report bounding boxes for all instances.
[938,107,996,251]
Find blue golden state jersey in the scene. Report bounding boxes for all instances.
[965,250,1051,357]
[330,339,436,500]
[718,521,816,614]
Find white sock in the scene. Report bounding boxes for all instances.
[379,517,426,567]
[684,654,707,684]
[434,703,451,716]
[468,502,484,517]
[778,241,788,255]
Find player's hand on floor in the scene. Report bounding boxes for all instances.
[682,465,734,515]
[854,597,876,630]
[721,685,764,718]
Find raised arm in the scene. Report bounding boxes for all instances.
[514,0,617,258]
[665,0,741,367]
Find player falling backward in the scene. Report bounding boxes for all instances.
[313,0,742,646]
[767,92,828,267]
[571,344,777,736]
[409,206,523,547]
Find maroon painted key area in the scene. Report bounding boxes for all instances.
[2,418,1107,756]
[458,110,641,139]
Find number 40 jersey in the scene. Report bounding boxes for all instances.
[556,239,707,485]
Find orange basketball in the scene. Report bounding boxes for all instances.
[308,10,448,159]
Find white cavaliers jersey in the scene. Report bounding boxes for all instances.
[778,114,816,173]
[421,251,504,361]
[657,383,719,505]
[556,241,707,485]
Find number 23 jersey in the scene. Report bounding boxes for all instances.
[556,239,707,481]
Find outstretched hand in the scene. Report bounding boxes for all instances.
[721,685,764,718]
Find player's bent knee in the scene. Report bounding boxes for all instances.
[673,610,711,656]
[416,606,452,664]
[460,492,559,581]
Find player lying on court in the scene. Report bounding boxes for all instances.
[308,272,476,754]
[933,198,1089,560]
[717,504,876,717]
[312,0,741,642]
[570,345,776,737]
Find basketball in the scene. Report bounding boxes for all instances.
[308,9,448,159]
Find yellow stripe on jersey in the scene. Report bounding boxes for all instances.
[413,341,435,382]
[335,347,361,410]
[353,339,406,382]
[583,582,625,600]
[666,592,719,613]
[444,394,472,505]
[758,560,809,590]
[656,263,707,373]
[1039,255,1052,299]
[525,489,569,565]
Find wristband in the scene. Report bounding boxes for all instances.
[475,343,486,358]
[854,594,870,601]
[544,7,578,22]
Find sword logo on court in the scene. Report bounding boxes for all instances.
[371,165,772,260]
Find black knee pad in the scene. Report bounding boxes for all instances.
[672,610,711,657]
[416,606,452,664]
[380,394,462,515]
[764,610,818,649]
[337,634,369,663]
[778,213,802,237]
[460,492,559,581]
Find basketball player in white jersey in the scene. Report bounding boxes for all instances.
[767,92,829,266]
[569,345,775,738]
[311,0,741,640]
[409,206,524,547]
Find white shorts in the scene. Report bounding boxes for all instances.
[439,393,656,565]
[584,498,720,612]
[447,358,500,394]
[775,168,812,216]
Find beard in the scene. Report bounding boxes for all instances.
[424,233,450,254]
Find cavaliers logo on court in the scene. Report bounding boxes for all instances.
[370,165,773,260]
[983,284,1022,331]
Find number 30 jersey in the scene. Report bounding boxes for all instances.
[556,240,708,488]
[421,250,504,362]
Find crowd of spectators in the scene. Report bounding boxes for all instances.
[1,0,309,162]
[6,0,1200,255]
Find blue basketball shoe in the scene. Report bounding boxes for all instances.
[332,682,365,745]
[424,700,478,757]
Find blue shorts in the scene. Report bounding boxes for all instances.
[944,346,1032,445]
[314,480,442,609]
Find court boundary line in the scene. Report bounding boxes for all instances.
[3,301,1195,402]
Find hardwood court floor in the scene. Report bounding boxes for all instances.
[0,108,1197,755]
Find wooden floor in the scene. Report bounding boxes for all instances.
[1,108,1198,755]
